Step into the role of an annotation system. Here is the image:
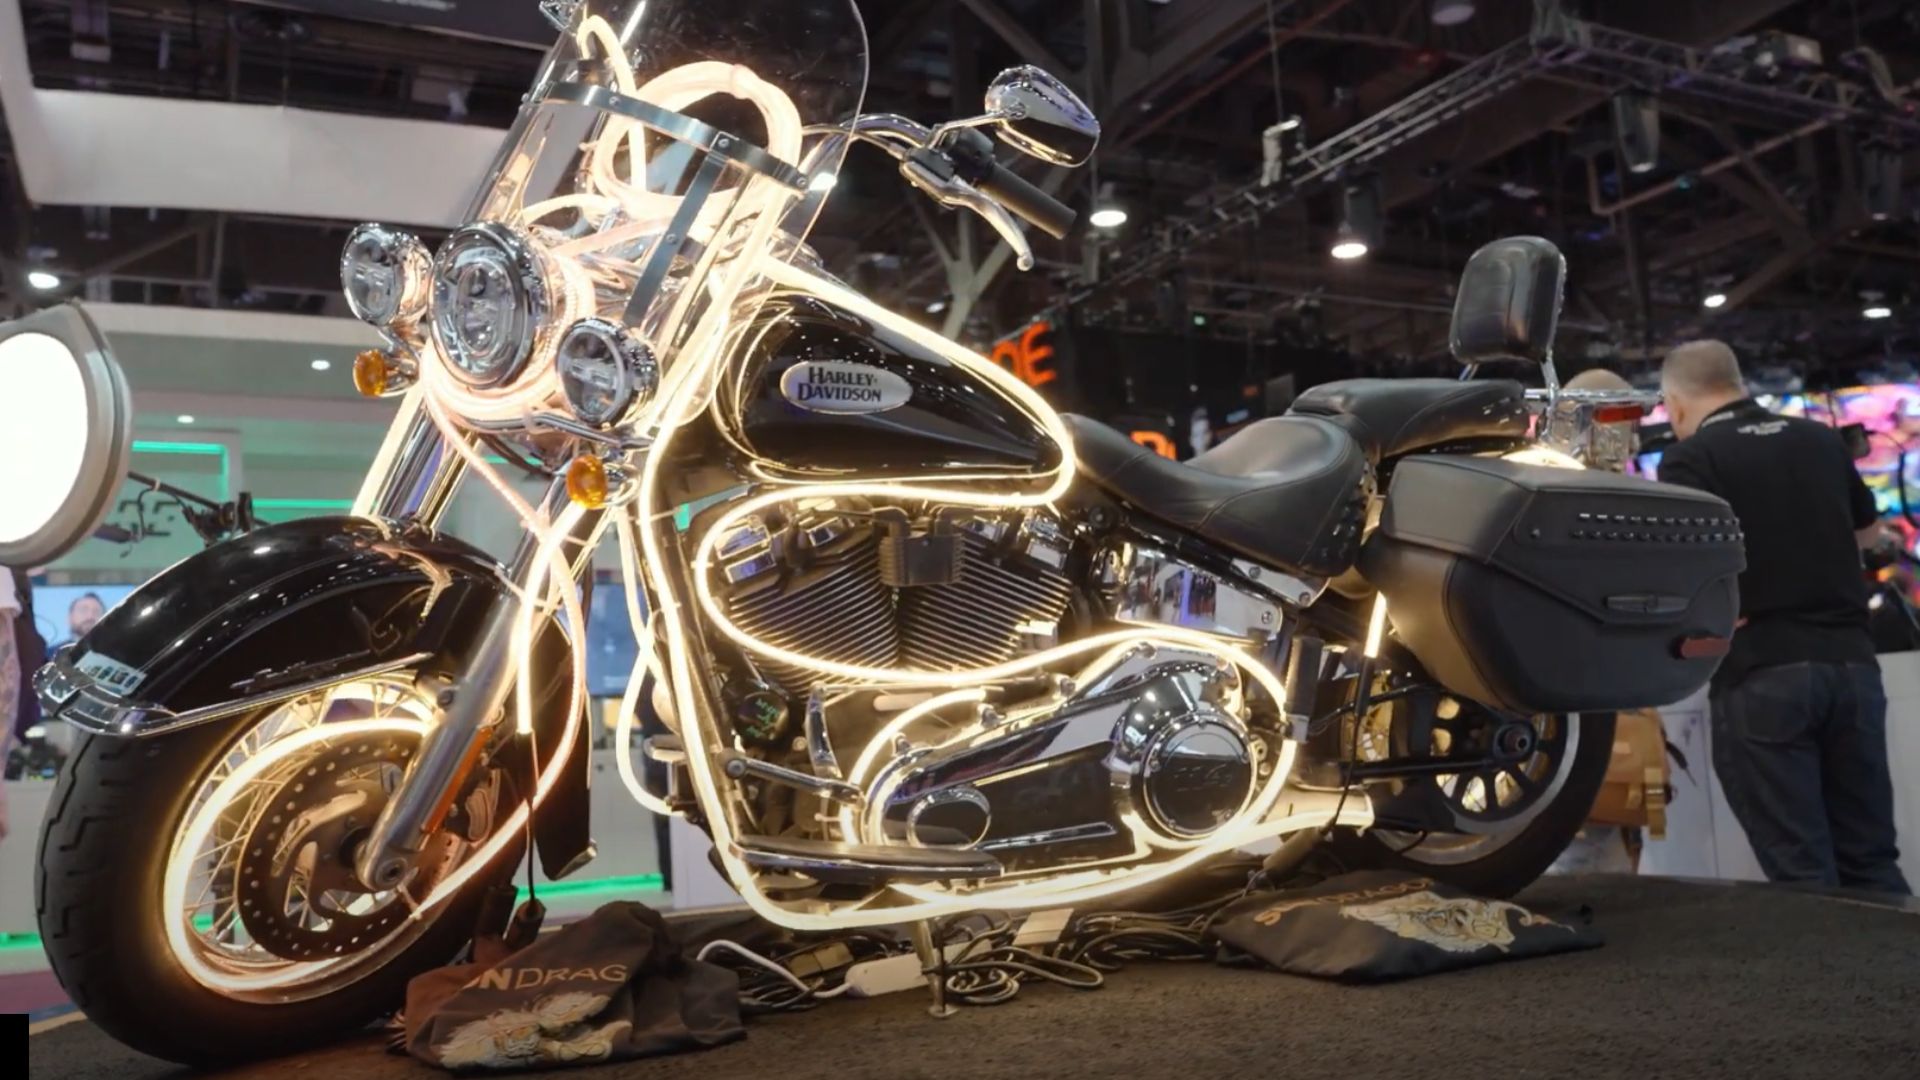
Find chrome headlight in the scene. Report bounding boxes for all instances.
[557,318,658,427]
[429,223,555,388]
[339,224,430,327]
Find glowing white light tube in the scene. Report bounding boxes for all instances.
[1364,593,1390,659]
[619,249,1326,928]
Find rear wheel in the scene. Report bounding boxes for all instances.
[1331,707,1615,897]
[36,674,524,1065]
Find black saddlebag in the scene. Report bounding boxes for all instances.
[1358,455,1744,713]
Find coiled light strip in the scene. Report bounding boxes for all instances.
[359,29,1356,930]
[617,252,1352,930]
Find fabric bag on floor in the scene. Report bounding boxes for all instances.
[404,901,744,1071]
[1210,869,1600,983]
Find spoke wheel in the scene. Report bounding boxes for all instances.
[164,676,487,1003]
[1333,705,1615,896]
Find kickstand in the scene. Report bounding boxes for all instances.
[910,920,959,1019]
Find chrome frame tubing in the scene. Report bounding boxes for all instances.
[355,474,604,890]
[365,404,467,527]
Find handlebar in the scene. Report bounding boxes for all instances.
[816,116,1079,269]
[941,129,1077,239]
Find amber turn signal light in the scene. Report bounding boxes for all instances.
[565,454,610,509]
[353,348,395,397]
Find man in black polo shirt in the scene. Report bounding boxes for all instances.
[1658,340,1908,894]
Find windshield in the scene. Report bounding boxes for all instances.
[439,0,867,420]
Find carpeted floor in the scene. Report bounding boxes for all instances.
[25,875,1920,1080]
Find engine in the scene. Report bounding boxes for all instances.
[855,645,1261,870]
[714,501,1075,697]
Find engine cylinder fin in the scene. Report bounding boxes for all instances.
[727,537,898,694]
[899,530,1073,672]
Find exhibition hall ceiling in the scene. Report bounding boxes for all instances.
[3,0,1920,382]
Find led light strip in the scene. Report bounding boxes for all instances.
[615,250,1340,929]
[162,715,430,993]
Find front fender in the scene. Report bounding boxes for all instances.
[39,516,510,730]
[36,514,596,878]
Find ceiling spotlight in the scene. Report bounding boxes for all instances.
[310,358,333,371]
[1274,116,1301,133]
[1864,305,1893,320]
[807,170,838,193]
[1431,0,1476,26]
[1331,179,1380,260]
[926,297,949,314]
[1091,182,1127,229]
[176,414,196,425]
[1611,92,1661,176]
[27,270,61,291]
[1702,293,1727,309]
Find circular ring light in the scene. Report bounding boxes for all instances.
[339,224,432,328]
[556,318,658,427]
[0,305,134,566]
[429,223,556,389]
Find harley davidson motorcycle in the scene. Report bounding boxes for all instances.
[20,0,1746,1064]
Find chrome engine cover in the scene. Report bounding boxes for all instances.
[857,645,1258,872]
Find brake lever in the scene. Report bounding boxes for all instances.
[899,153,1036,272]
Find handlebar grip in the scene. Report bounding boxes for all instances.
[977,163,1077,239]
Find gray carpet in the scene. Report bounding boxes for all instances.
[26,876,1920,1080]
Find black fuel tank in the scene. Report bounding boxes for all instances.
[716,292,1061,479]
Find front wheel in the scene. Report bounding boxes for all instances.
[1330,711,1616,897]
[35,674,524,1065]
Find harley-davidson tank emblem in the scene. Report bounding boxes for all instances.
[779,361,912,414]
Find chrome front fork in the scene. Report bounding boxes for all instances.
[351,410,603,890]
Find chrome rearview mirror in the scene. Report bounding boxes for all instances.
[0,302,134,566]
[984,65,1100,167]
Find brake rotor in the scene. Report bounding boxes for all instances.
[235,730,444,961]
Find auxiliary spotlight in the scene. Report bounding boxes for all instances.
[27,270,61,291]
[1431,0,1476,26]
[1702,293,1727,309]
[1864,305,1894,320]
[1330,228,1370,260]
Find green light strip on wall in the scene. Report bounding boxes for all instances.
[0,875,669,955]
[131,440,227,456]
[127,439,232,502]
[519,873,665,903]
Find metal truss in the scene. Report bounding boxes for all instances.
[1544,14,1920,139]
[1075,3,1920,306]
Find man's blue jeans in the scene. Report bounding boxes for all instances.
[1710,661,1910,894]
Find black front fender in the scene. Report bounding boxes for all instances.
[36,515,595,878]
[50,516,510,721]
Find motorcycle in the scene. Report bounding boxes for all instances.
[16,0,1745,1064]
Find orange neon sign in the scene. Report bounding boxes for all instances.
[1130,431,1177,459]
[991,321,1057,389]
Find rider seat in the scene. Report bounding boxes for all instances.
[1064,414,1370,578]
[1289,378,1529,464]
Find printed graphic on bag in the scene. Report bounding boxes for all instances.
[403,902,745,1072]
[1339,891,1573,954]
[1209,869,1601,983]
[439,992,629,1069]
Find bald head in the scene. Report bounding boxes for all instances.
[1565,367,1632,392]
[1661,340,1748,440]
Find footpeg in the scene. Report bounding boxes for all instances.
[732,835,1003,886]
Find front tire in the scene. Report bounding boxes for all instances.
[1330,711,1616,897]
[35,676,522,1065]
